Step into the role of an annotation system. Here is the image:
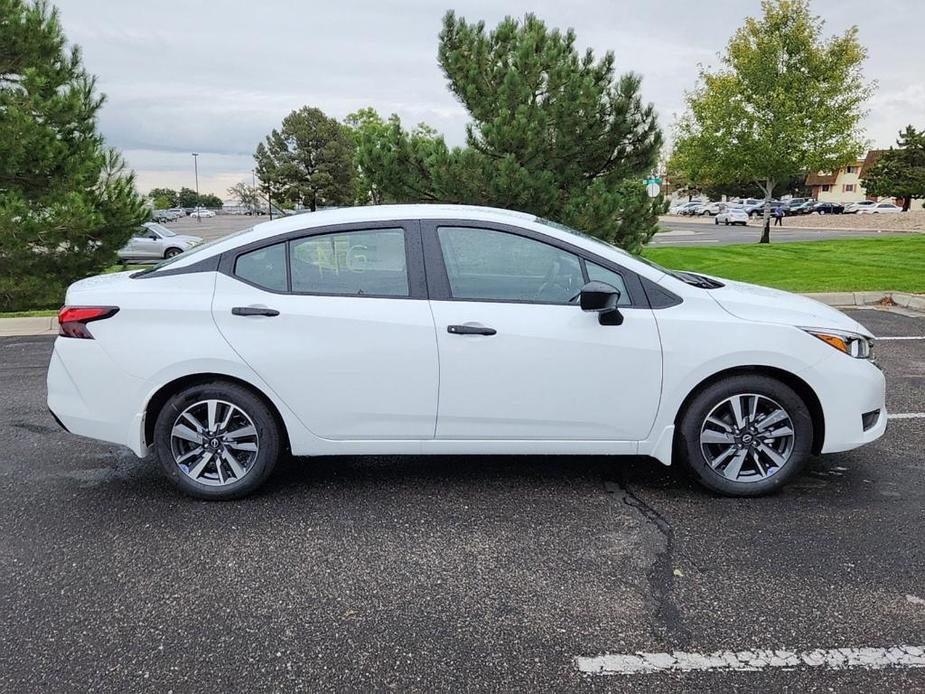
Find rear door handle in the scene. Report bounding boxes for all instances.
[447,323,496,336]
[232,306,280,317]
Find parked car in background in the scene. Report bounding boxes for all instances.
[189,208,216,219]
[49,204,886,501]
[787,199,816,215]
[714,205,749,226]
[117,222,203,261]
[858,202,902,214]
[746,200,780,217]
[811,202,844,215]
[698,202,723,216]
[845,200,877,214]
[675,201,703,216]
[167,208,187,218]
[151,209,178,223]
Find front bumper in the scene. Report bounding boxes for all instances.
[807,355,887,454]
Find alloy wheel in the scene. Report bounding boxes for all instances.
[170,399,259,486]
[699,393,795,482]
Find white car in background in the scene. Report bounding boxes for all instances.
[117,223,203,261]
[48,205,886,500]
[844,200,877,214]
[857,202,902,214]
[698,202,722,216]
[189,208,216,219]
[167,207,187,218]
[714,205,749,226]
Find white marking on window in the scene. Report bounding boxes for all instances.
[575,645,925,675]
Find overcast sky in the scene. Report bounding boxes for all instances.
[54,0,925,198]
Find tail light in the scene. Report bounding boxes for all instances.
[57,306,119,339]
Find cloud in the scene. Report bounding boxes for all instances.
[52,0,925,192]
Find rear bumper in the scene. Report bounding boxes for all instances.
[46,340,147,457]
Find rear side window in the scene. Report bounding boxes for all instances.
[234,242,287,291]
[289,228,408,297]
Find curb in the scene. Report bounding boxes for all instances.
[2,292,922,337]
[0,316,58,337]
[805,291,925,310]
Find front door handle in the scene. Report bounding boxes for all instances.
[447,323,497,336]
[232,306,280,317]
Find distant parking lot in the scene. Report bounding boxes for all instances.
[1,307,923,692]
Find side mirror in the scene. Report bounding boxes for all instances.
[580,281,623,325]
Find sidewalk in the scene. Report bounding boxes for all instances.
[2,292,923,338]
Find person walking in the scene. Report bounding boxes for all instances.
[773,205,784,226]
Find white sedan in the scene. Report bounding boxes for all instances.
[48,205,886,500]
[714,206,749,226]
[189,208,216,219]
[857,202,902,214]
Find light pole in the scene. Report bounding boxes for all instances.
[251,169,257,215]
[192,152,200,223]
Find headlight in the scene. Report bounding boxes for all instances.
[802,328,874,359]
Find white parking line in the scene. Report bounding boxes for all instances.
[575,645,925,675]
[878,336,925,341]
[889,413,925,420]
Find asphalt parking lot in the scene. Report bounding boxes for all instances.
[1,308,923,692]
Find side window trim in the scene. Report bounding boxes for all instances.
[219,219,427,299]
[421,219,647,308]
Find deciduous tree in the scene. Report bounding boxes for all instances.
[671,0,869,242]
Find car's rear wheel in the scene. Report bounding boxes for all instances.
[675,375,813,496]
[154,382,281,500]
[164,247,183,258]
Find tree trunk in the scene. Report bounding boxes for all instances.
[758,180,774,243]
[902,196,911,212]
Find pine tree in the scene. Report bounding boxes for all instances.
[0,0,147,311]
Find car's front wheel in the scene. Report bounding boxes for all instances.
[164,247,183,258]
[675,375,813,496]
[154,381,281,500]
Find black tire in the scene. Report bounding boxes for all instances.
[154,381,281,500]
[675,375,813,496]
[164,247,183,258]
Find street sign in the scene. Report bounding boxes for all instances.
[644,176,662,185]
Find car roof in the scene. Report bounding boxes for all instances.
[158,203,668,282]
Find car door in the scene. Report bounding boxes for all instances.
[122,227,161,260]
[422,221,663,441]
[211,221,439,440]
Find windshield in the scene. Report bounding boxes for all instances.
[534,217,673,274]
[133,226,254,276]
[147,222,175,237]
[535,216,728,288]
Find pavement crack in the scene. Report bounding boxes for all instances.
[605,476,691,649]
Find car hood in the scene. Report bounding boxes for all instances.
[704,277,872,337]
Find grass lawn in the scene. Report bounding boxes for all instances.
[644,235,925,293]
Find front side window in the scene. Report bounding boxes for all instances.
[437,226,584,304]
[586,262,631,306]
[289,228,408,297]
